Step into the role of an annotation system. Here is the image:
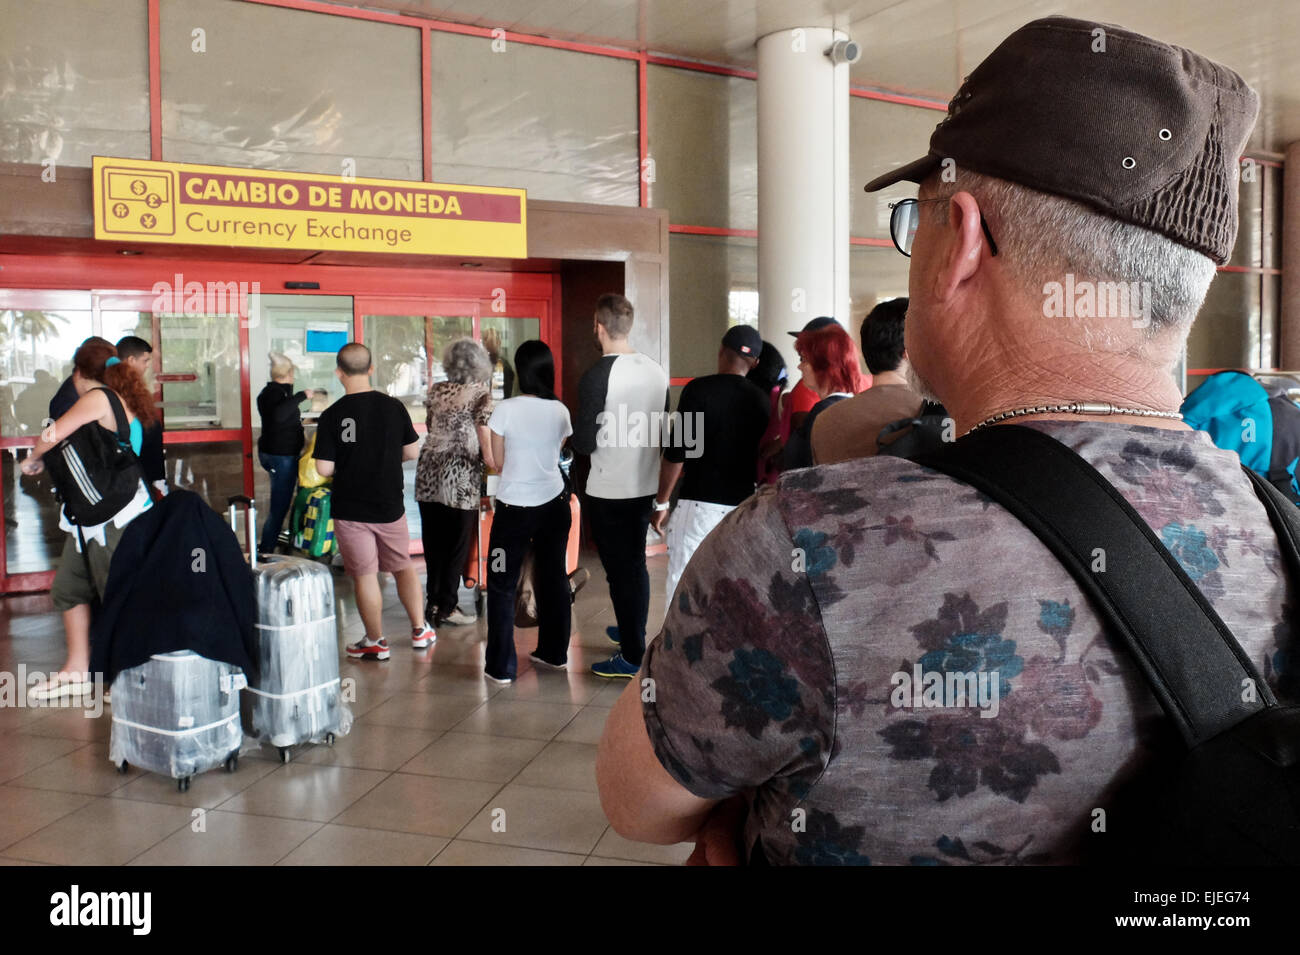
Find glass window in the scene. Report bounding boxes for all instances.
[0,0,149,166]
[1228,171,1263,269]
[668,234,757,380]
[166,440,246,514]
[1264,164,1282,271]
[480,316,540,401]
[100,311,153,348]
[850,246,912,327]
[648,66,757,229]
[160,0,422,179]
[156,313,242,430]
[364,314,429,424]
[249,295,353,426]
[1187,272,1262,375]
[0,307,94,438]
[5,448,63,575]
[850,97,945,240]
[430,32,638,205]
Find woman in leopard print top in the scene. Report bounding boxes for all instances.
[416,338,495,627]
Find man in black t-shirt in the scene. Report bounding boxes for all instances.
[652,325,770,600]
[313,343,433,661]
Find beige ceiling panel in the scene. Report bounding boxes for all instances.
[332,0,1299,152]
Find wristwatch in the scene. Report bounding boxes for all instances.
[652,499,670,512]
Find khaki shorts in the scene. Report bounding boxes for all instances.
[50,523,125,611]
[333,516,413,576]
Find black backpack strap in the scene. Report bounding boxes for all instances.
[915,425,1276,748]
[876,417,915,450]
[1241,467,1300,581]
[94,387,132,445]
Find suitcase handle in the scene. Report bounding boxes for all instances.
[227,496,258,566]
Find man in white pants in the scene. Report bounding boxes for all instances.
[652,325,770,601]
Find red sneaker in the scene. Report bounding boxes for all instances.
[346,637,390,661]
[411,624,436,650]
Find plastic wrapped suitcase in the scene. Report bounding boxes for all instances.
[247,554,352,761]
[229,496,351,762]
[109,651,246,791]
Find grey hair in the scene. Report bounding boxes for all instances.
[442,337,492,385]
[925,171,1217,337]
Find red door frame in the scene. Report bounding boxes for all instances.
[0,253,558,593]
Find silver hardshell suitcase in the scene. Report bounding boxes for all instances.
[109,651,246,791]
[246,554,352,761]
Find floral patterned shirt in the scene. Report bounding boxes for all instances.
[642,421,1296,865]
[414,381,492,510]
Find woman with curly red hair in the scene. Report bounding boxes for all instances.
[21,338,158,701]
[782,322,865,470]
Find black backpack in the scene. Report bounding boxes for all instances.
[877,401,954,460]
[44,387,145,526]
[917,425,1300,865]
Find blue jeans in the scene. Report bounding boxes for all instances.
[258,452,299,554]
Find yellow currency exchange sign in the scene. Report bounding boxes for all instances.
[92,157,527,258]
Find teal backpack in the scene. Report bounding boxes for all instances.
[1181,371,1300,504]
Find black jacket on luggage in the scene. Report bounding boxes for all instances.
[257,382,307,456]
[90,490,257,686]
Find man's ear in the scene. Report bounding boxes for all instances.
[933,190,986,303]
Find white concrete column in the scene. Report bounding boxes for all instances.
[757,27,852,374]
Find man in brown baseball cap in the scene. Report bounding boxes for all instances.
[598,19,1290,867]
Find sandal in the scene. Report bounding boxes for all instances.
[28,672,93,703]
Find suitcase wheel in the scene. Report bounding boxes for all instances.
[279,747,291,764]
[177,776,191,793]
[325,733,336,748]
[116,761,128,775]
[225,754,238,773]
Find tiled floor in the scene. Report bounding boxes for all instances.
[0,551,692,866]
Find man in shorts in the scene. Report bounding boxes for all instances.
[314,343,433,660]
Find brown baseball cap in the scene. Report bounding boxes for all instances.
[863,16,1259,265]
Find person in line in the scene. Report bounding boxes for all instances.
[571,293,669,680]
[22,340,157,700]
[313,343,433,660]
[48,336,112,421]
[416,337,496,629]
[256,352,316,558]
[783,316,835,436]
[747,342,788,486]
[596,16,1278,864]
[781,322,864,470]
[652,325,769,601]
[812,298,926,464]
[114,335,167,496]
[483,341,573,684]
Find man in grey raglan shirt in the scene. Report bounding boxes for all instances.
[572,293,669,679]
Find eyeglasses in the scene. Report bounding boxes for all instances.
[888,197,999,258]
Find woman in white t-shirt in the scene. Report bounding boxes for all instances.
[483,341,573,684]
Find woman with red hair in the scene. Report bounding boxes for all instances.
[782,323,865,470]
[20,338,158,701]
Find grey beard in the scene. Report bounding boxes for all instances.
[904,363,941,404]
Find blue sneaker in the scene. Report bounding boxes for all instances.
[605,625,621,647]
[591,653,639,679]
